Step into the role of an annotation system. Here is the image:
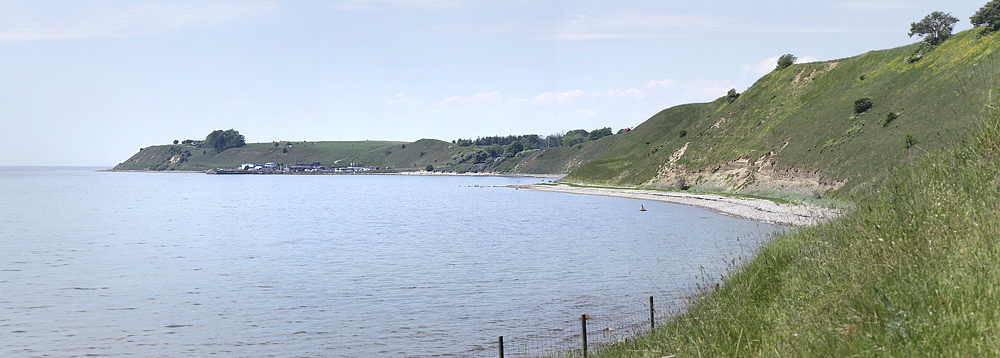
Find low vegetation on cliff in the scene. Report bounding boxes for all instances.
[565,28,1000,199]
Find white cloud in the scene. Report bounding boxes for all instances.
[438,95,462,106]
[438,91,503,106]
[797,56,820,64]
[744,56,780,77]
[389,94,423,106]
[743,55,819,78]
[0,1,274,41]
[530,89,584,106]
[472,91,503,103]
[337,0,463,10]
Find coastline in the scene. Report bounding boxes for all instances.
[392,170,565,178]
[515,183,841,227]
[103,168,567,179]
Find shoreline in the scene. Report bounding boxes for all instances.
[103,168,566,178]
[392,170,565,178]
[515,183,841,227]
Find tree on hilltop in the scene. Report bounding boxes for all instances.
[204,129,246,153]
[776,54,796,70]
[972,0,1000,36]
[909,11,959,46]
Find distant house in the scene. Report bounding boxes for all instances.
[241,163,263,170]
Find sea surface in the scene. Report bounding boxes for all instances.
[0,167,782,357]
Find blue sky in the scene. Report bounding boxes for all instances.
[0,0,989,166]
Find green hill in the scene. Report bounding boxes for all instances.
[111,136,616,174]
[111,140,403,171]
[595,106,1000,356]
[565,29,1000,198]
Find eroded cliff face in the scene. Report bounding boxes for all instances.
[649,152,846,196]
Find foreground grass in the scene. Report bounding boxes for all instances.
[593,112,1000,356]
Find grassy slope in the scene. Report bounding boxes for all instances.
[111,136,615,174]
[491,134,622,174]
[589,34,1000,357]
[566,29,1000,197]
[112,140,402,171]
[595,106,1000,358]
[343,138,464,170]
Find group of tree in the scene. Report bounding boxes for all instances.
[453,127,616,154]
[204,129,246,153]
[774,1,999,71]
[908,2,1000,45]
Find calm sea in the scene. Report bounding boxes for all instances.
[0,167,781,357]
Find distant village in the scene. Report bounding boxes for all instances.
[209,162,383,174]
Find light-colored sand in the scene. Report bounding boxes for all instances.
[394,171,564,178]
[516,184,841,227]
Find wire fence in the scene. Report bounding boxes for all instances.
[446,233,773,358]
[452,294,687,358]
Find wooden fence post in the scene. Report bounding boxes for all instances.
[650,296,655,331]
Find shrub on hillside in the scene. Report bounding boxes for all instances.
[854,97,874,114]
[905,133,918,149]
[726,89,740,103]
[883,112,899,127]
[673,177,689,191]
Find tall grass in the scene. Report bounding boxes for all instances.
[591,99,1000,356]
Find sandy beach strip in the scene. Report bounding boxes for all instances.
[515,184,841,227]
[394,170,565,178]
